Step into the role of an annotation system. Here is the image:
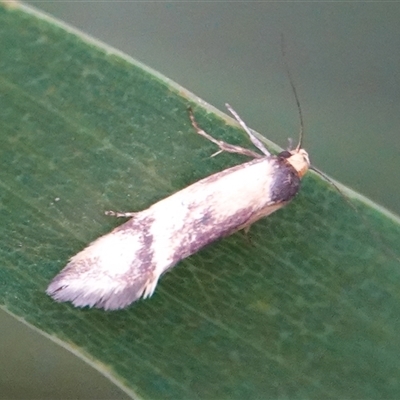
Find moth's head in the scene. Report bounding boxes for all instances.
[278,148,310,178]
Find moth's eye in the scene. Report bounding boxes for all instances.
[278,150,292,159]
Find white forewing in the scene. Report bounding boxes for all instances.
[47,157,290,309]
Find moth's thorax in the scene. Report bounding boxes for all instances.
[286,148,310,178]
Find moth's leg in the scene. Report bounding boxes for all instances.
[105,210,137,218]
[188,107,262,159]
[243,225,252,235]
[240,224,254,246]
[225,103,271,157]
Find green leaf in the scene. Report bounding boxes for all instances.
[1,3,400,399]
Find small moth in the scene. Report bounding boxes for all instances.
[46,104,310,310]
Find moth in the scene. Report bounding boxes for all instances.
[46,104,310,310]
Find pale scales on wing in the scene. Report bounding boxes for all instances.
[46,105,310,310]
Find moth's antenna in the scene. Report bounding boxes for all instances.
[280,34,304,151]
[311,165,400,263]
[280,38,398,264]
